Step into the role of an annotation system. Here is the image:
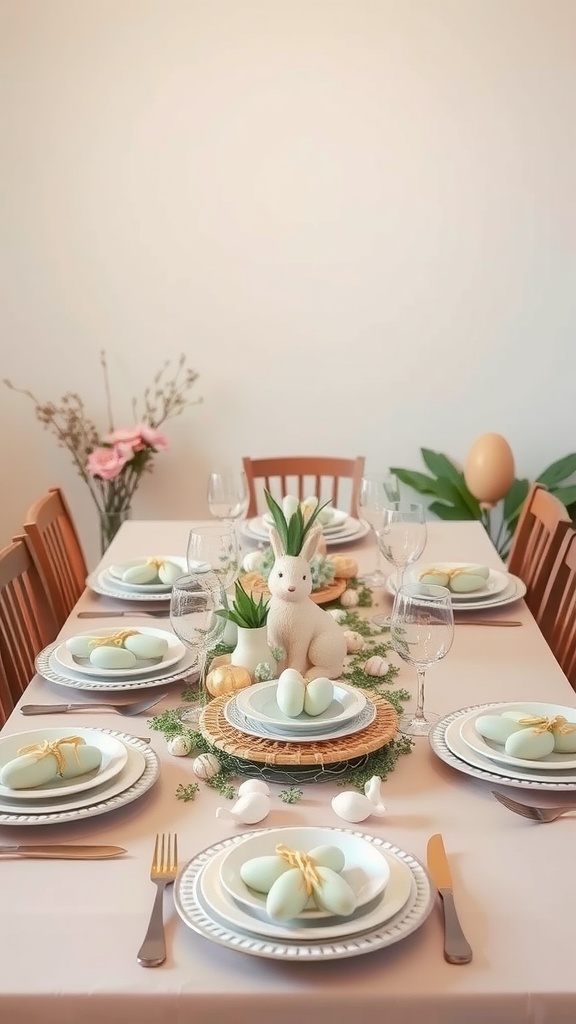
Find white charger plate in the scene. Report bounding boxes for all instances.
[174,829,431,959]
[224,695,377,743]
[262,508,349,531]
[459,702,576,771]
[0,731,158,825]
[0,727,128,800]
[86,569,172,603]
[408,562,510,602]
[234,680,367,733]
[429,704,576,791]
[241,518,369,549]
[387,573,526,611]
[218,826,391,921]
[53,627,186,679]
[0,738,147,814]
[36,640,199,692]
[106,556,187,594]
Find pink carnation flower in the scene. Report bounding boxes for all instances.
[86,445,132,481]
[105,425,169,452]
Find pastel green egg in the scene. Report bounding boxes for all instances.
[1,742,102,790]
[312,866,356,916]
[505,729,555,760]
[89,646,137,670]
[501,710,535,724]
[65,635,96,658]
[552,724,576,754]
[308,845,346,873]
[303,677,334,717]
[419,570,450,587]
[276,669,306,718]
[475,714,520,745]
[239,855,290,894]
[449,572,488,594]
[158,561,182,585]
[122,563,159,585]
[123,634,168,661]
[266,867,310,921]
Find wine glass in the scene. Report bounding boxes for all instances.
[186,522,240,591]
[170,573,225,722]
[390,582,454,737]
[358,472,401,587]
[373,501,427,628]
[207,470,249,524]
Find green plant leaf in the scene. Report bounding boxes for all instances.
[216,579,269,628]
[549,484,576,507]
[537,454,576,488]
[389,468,441,496]
[429,500,475,521]
[420,449,481,517]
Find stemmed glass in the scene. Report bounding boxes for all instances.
[373,501,427,628]
[169,574,226,722]
[207,471,249,525]
[187,522,240,644]
[358,472,401,587]
[390,582,454,737]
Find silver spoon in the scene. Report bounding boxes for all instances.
[19,693,168,717]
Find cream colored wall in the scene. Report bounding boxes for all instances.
[1,0,574,568]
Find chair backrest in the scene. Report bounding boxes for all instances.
[507,483,571,618]
[537,528,576,689]
[0,538,58,724]
[242,456,365,518]
[23,487,88,627]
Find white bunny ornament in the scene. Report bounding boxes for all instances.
[266,523,347,680]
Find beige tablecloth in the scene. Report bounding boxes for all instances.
[1,519,575,1024]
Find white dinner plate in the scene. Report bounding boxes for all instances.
[234,680,367,733]
[0,738,147,814]
[403,563,511,602]
[86,569,172,603]
[36,640,199,692]
[0,731,159,825]
[241,518,370,549]
[53,627,186,679]
[224,695,377,743]
[174,828,432,960]
[459,702,576,771]
[263,508,350,532]
[444,717,576,784]
[0,727,128,800]
[429,705,576,792]
[218,826,391,921]
[105,555,187,593]
[387,573,526,611]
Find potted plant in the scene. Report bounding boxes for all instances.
[217,580,275,681]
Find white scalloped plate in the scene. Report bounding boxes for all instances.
[234,680,367,733]
[459,702,576,770]
[105,556,187,593]
[36,640,199,692]
[53,627,186,679]
[224,696,377,743]
[86,569,172,603]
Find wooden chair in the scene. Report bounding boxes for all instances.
[536,528,576,689]
[507,483,572,620]
[0,538,58,724]
[242,456,365,518]
[22,487,88,628]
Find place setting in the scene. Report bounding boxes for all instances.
[0,725,159,826]
[241,499,370,549]
[86,555,187,603]
[386,561,527,613]
[429,700,576,791]
[173,824,434,961]
[34,624,199,692]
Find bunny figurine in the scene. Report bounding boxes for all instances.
[267,522,347,680]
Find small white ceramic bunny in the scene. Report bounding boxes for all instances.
[266,524,347,680]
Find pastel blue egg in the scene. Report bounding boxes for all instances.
[475,715,520,745]
[505,729,555,761]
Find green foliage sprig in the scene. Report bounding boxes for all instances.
[217,579,269,628]
[264,489,330,555]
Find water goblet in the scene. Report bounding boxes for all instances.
[372,501,427,628]
[207,470,249,525]
[186,522,240,591]
[358,472,401,587]
[390,582,454,737]
[169,574,225,723]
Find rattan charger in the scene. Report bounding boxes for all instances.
[199,687,398,766]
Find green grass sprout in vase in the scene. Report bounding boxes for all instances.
[217,580,269,629]
[264,488,330,555]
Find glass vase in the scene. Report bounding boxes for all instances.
[99,507,131,555]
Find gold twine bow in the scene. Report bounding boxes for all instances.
[17,736,86,777]
[88,630,138,650]
[518,715,576,736]
[275,844,321,897]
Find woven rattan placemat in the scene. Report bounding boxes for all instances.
[199,687,398,766]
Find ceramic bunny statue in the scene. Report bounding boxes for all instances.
[267,522,347,680]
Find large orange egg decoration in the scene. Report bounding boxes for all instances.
[464,433,515,505]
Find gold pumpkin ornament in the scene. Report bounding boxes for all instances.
[205,663,252,698]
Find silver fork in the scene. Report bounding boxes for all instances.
[137,833,179,967]
[492,790,576,822]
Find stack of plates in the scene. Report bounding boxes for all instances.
[0,726,159,826]
[430,701,576,791]
[86,555,186,602]
[35,627,198,692]
[241,514,369,548]
[224,679,377,743]
[174,825,433,960]
[387,563,527,612]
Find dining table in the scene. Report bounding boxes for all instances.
[1,516,576,1024]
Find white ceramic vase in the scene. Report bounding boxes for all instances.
[231,625,275,681]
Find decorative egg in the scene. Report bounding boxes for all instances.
[122,563,159,585]
[193,752,221,780]
[331,790,387,823]
[276,668,306,717]
[475,714,522,745]
[267,867,311,920]
[328,555,358,579]
[343,630,364,654]
[419,569,451,587]
[216,792,271,825]
[505,729,555,760]
[449,567,490,594]
[364,655,389,677]
[0,740,102,790]
[240,855,291,893]
[123,634,168,661]
[551,721,576,753]
[242,550,265,574]
[303,676,334,716]
[464,433,515,504]
[205,664,252,698]
[65,635,97,658]
[307,845,346,874]
[167,734,193,757]
[311,867,356,917]
[237,779,270,796]
[158,560,183,585]
[89,646,137,670]
[340,589,359,608]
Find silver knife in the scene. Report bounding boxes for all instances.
[77,611,168,618]
[0,845,127,859]
[426,833,473,964]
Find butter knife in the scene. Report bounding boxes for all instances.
[426,834,472,964]
[0,844,127,859]
[77,611,168,619]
